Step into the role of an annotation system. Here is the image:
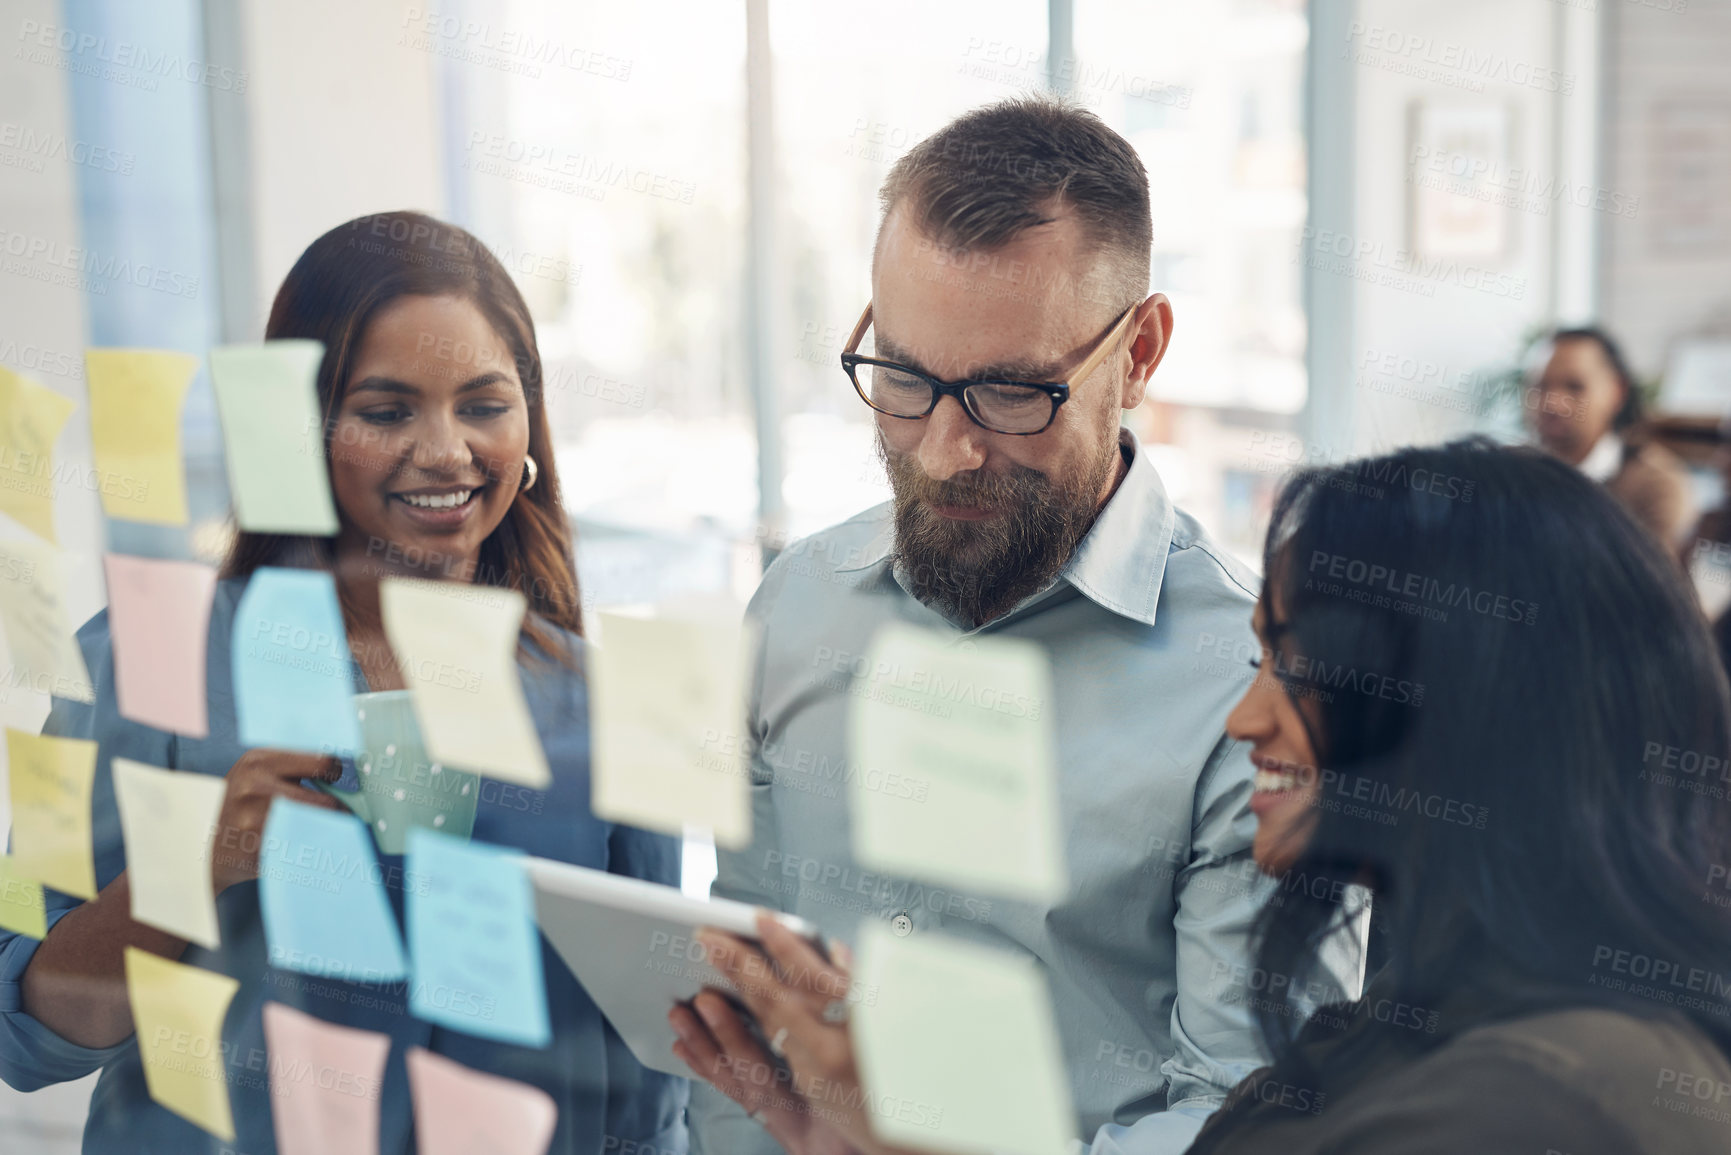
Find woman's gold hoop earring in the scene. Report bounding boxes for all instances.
[520,454,539,492]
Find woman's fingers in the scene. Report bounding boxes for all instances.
[698,930,782,1020]
[671,996,788,1117]
[756,913,853,1003]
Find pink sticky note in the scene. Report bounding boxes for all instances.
[263,1003,390,1155]
[103,554,218,738]
[407,1047,557,1155]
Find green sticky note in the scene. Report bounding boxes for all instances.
[322,692,480,856]
[853,924,1075,1155]
[848,622,1066,902]
[209,340,338,535]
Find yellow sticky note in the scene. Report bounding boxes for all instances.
[0,366,78,543]
[853,924,1075,1155]
[0,853,48,939]
[5,728,98,899]
[126,947,240,1141]
[113,759,225,949]
[848,622,1066,903]
[380,579,549,787]
[590,609,751,848]
[0,539,95,702]
[84,348,198,526]
[209,341,338,535]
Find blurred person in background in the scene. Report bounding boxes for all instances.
[1530,326,1696,552]
[0,212,687,1155]
[676,439,1731,1155]
[683,97,1365,1155]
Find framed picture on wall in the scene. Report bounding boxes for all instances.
[1408,101,1513,262]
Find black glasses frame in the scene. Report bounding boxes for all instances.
[838,301,1138,436]
[840,354,1070,436]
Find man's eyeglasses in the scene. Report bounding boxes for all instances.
[839,301,1138,436]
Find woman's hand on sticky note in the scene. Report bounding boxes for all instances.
[210,750,343,893]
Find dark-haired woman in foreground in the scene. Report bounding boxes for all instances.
[0,212,686,1153]
[673,439,1731,1154]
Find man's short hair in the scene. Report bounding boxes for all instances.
[876,96,1153,315]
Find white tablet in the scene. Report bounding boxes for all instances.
[525,856,824,1077]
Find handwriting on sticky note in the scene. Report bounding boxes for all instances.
[590,609,751,848]
[379,579,548,787]
[5,728,97,899]
[126,947,242,1140]
[0,854,47,939]
[407,1047,557,1155]
[848,622,1066,902]
[853,923,1075,1155]
[85,348,198,526]
[0,367,78,542]
[210,341,339,535]
[0,538,94,701]
[104,554,218,738]
[113,758,226,950]
[263,1002,390,1155]
[234,567,360,756]
[258,798,407,983]
[405,828,549,1047]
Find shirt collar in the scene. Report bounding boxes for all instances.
[1577,431,1624,483]
[833,428,1176,628]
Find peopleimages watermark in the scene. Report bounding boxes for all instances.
[14,19,248,93]
[907,235,1118,311]
[398,8,632,82]
[1654,1066,1731,1127]
[0,228,200,299]
[759,850,995,926]
[1353,345,1588,426]
[1409,143,1639,220]
[0,120,134,175]
[0,336,84,380]
[1306,549,1540,627]
[1588,945,1731,1017]
[1704,863,1731,911]
[1191,631,1426,708]
[1295,226,1527,300]
[697,728,931,803]
[347,215,584,290]
[146,1021,382,1100]
[463,131,697,205]
[646,929,879,1009]
[957,37,1192,109]
[1639,741,1731,801]
[1344,22,1575,95]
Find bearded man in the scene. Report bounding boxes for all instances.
[685,97,1365,1155]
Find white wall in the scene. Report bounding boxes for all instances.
[1601,0,1731,378]
[1313,0,1596,456]
[238,0,447,335]
[0,0,104,754]
[0,10,104,1155]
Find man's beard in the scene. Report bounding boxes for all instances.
[879,433,1120,626]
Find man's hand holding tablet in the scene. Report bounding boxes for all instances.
[672,912,925,1155]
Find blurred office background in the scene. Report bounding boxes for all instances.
[4,0,1731,1145]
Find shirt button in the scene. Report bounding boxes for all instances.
[889,912,914,937]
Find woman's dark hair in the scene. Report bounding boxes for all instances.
[221,210,581,656]
[1554,325,1643,430]
[1248,438,1731,1093]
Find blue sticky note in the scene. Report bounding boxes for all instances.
[234,568,361,756]
[259,798,408,983]
[406,828,550,1047]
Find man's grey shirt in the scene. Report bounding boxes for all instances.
[692,430,1365,1154]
